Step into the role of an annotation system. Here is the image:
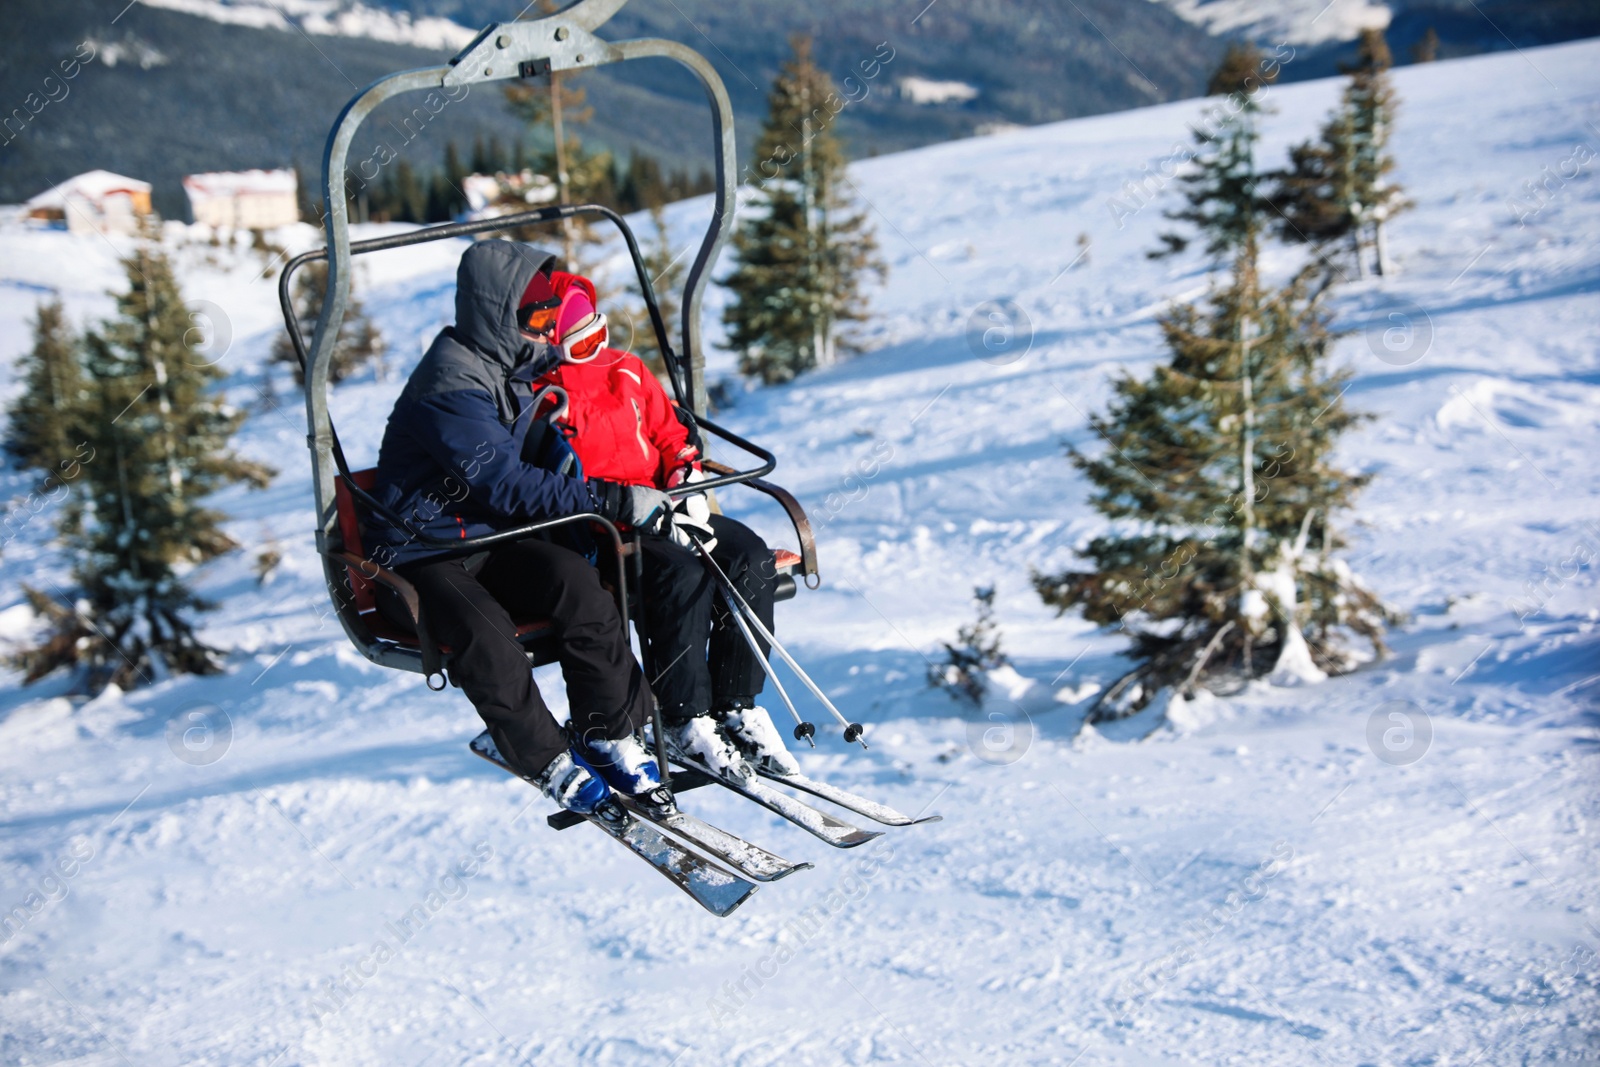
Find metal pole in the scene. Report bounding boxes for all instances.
[630,535,671,788]
[718,587,815,746]
[693,542,865,748]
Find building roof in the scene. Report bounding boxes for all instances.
[26,170,152,208]
[182,168,298,198]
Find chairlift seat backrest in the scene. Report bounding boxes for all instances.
[332,467,555,652]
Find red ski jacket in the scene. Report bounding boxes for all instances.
[537,351,696,489]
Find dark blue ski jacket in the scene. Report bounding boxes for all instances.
[366,240,593,568]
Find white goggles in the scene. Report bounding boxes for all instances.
[560,312,609,364]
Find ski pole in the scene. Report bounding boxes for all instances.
[694,542,867,748]
[628,525,671,789]
[718,585,815,746]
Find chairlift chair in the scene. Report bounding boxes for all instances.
[279,0,820,755]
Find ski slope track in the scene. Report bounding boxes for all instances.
[0,40,1597,1065]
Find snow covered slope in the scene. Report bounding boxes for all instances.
[1,39,1597,1065]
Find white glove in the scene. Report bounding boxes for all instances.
[669,494,717,553]
[669,469,717,553]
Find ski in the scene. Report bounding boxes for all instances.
[469,732,756,917]
[669,753,883,849]
[757,769,943,827]
[616,797,812,883]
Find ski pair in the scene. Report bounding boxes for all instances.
[666,750,940,844]
[470,731,802,917]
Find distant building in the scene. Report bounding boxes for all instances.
[898,76,980,106]
[462,170,557,222]
[183,168,299,230]
[25,170,153,235]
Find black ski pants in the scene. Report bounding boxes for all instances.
[400,540,652,779]
[639,513,776,723]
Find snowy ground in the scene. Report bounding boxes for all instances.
[1,38,1598,1066]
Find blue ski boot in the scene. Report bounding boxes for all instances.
[531,750,614,817]
[572,732,676,817]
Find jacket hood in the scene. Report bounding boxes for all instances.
[453,240,558,370]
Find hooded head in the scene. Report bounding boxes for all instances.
[451,240,558,371]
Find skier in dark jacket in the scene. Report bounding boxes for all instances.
[367,240,675,816]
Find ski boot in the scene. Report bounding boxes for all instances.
[664,714,755,783]
[717,703,801,777]
[531,750,617,820]
[571,731,676,817]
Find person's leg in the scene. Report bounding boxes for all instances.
[405,556,567,778]
[706,515,776,709]
[636,532,714,723]
[477,539,652,747]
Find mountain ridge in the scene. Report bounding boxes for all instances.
[3,0,1594,218]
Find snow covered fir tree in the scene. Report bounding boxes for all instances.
[272,260,385,385]
[10,244,272,691]
[1268,29,1410,278]
[4,298,85,482]
[722,35,884,384]
[1036,43,1398,718]
[929,585,1010,705]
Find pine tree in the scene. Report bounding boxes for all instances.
[626,205,684,381]
[722,35,884,385]
[505,68,616,270]
[618,152,666,214]
[1412,27,1439,64]
[505,2,600,267]
[5,299,85,479]
[425,171,459,223]
[1036,263,1390,716]
[11,245,274,691]
[1150,42,1276,263]
[426,141,469,222]
[271,261,385,386]
[293,162,320,224]
[1268,29,1408,278]
[722,185,814,384]
[1035,46,1394,718]
[929,586,1010,705]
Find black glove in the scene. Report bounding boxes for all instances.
[672,405,705,455]
[588,479,671,531]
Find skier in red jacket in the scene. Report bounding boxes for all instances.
[529,269,799,781]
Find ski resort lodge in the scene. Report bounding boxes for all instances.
[24,170,153,235]
[182,168,299,230]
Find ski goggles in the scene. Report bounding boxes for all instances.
[560,312,609,363]
[516,296,562,338]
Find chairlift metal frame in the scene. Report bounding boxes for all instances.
[282,0,819,682]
